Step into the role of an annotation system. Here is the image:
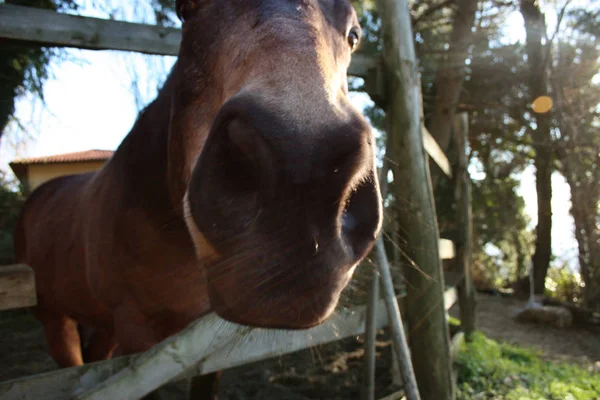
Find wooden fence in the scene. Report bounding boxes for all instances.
[0,3,475,399]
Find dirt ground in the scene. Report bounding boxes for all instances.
[1,293,599,399]
[450,293,600,372]
[0,308,399,399]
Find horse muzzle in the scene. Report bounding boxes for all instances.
[185,93,382,329]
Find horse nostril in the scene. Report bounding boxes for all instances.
[225,116,277,202]
[342,210,358,232]
[338,172,382,259]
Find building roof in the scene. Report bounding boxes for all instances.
[10,149,114,165]
[9,149,114,188]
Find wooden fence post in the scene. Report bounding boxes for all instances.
[375,0,455,398]
[362,267,380,400]
[374,238,421,400]
[364,150,421,400]
[362,158,390,400]
[453,113,477,339]
[389,216,404,390]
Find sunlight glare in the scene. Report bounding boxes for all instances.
[532,96,553,113]
[499,11,526,44]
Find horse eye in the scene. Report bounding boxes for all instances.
[347,30,360,51]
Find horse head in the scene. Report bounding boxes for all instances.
[173,0,383,329]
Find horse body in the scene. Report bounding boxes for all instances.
[15,0,383,394]
[16,82,212,363]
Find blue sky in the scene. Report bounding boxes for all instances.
[0,1,582,270]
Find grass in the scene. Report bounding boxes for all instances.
[455,331,600,400]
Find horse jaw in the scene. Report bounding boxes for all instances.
[183,191,220,262]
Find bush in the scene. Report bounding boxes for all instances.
[0,171,25,265]
[545,265,584,305]
[456,332,600,399]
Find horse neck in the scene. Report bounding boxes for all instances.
[105,70,179,224]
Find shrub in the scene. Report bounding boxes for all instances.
[0,171,25,265]
[545,264,584,305]
[456,332,600,399]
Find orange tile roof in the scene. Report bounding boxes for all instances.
[10,149,114,165]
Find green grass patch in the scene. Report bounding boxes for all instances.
[456,332,600,400]
[448,316,461,327]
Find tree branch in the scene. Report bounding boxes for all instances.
[412,0,455,25]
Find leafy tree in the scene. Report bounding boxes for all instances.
[460,24,536,287]
[0,171,25,265]
[349,1,537,291]
[0,0,77,142]
[434,2,537,288]
[552,7,600,309]
[471,174,534,287]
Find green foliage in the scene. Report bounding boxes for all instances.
[350,2,536,289]
[0,0,78,136]
[0,171,25,265]
[414,1,536,289]
[545,265,584,305]
[568,8,600,37]
[471,174,534,287]
[452,5,545,289]
[149,0,178,26]
[552,5,600,309]
[456,332,600,400]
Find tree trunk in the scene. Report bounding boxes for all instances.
[520,0,553,295]
[376,0,454,398]
[454,113,476,340]
[551,41,600,311]
[562,160,600,309]
[590,232,600,310]
[512,231,527,280]
[427,0,479,155]
[571,192,592,305]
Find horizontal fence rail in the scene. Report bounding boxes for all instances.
[0,238,453,313]
[0,264,36,311]
[0,287,459,400]
[0,4,180,56]
[422,127,452,178]
[0,5,455,178]
[0,4,376,78]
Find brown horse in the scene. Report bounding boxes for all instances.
[14,0,382,396]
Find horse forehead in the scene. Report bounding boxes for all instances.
[252,0,354,27]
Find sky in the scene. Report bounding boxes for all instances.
[0,1,584,270]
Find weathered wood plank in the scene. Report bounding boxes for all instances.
[453,113,477,339]
[439,239,455,260]
[378,391,406,400]
[0,297,396,400]
[450,331,465,362]
[364,158,389,400]
[0,4,181,56]
[444,287,458,311]
[444,270,466,289]
[0,356,135,400]
[0,4,375,78]
[363,267,380,400]
[376,0,454,396]
[422,126,452,178]
[449,331,465,389]
[374,238,420,400]
[0,264,36,311]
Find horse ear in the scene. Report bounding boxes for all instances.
[176,0,201,21]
